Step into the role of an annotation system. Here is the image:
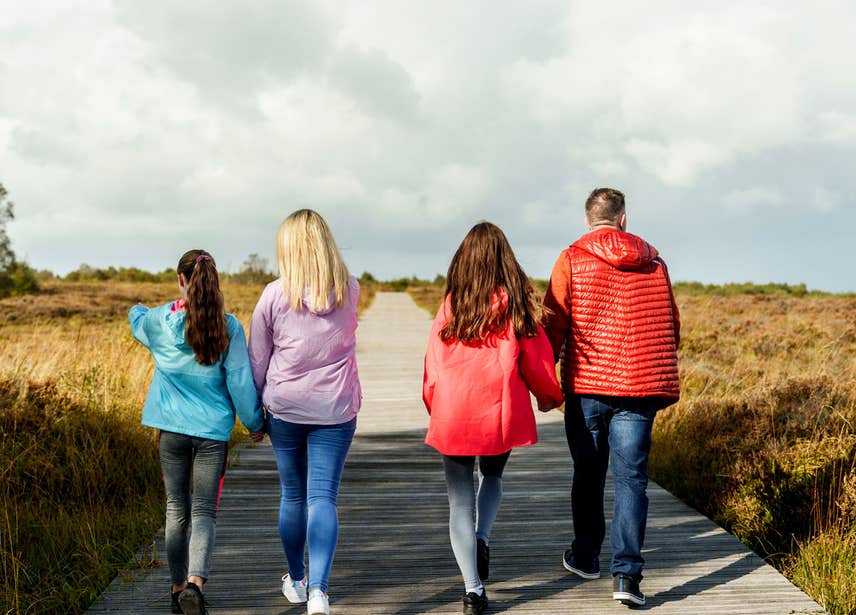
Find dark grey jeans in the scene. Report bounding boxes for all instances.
[158,430,228,584]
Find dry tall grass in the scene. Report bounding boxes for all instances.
[652,294,856,615]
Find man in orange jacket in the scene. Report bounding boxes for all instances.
[542,187,680,608]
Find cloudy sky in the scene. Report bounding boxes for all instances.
[1,1,854,291]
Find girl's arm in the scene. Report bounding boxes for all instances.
[128,304,151,348]
[224,319,264,433]
[248,287,274,395]
[519,325,564,411]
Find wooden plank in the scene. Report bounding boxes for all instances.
[88,292,826,614]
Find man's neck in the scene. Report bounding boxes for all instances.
[588,223,622,231]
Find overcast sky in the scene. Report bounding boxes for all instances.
[1,1,854,291]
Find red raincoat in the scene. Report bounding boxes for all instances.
[422,292,564,456]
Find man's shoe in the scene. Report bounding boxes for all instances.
[462,590,488,615]
[177,582,208,615]
[171,590,183,614]
[613,574,645,607]
[282,573,308,603]
[562,549,600,579]
[477,538,490,580]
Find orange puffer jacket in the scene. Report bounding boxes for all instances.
[543,228,680,400]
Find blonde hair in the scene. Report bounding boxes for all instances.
[276,209,350,312]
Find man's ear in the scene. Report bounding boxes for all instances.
[585,215,592,231]
[618,212,627,231]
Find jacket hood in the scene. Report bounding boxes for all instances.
[165,302,188,342]
[302,287,338,315]
[573,228,659,271]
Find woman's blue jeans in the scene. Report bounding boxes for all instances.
[266,415,356,593]
[564,395,659,580]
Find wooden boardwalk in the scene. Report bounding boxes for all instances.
[89,292,825,614]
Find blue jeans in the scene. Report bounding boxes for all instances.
[158,431,228,584]
[266,415,356,593]
[564,395,659,580]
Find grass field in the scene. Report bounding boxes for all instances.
[407,283,856,615]
[1,279,854,614]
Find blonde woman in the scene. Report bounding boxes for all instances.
[249,210,361,615]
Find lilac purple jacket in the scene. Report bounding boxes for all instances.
[248,277,362,425]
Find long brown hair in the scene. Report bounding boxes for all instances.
[440,222,542,343]
[177,249,229,365]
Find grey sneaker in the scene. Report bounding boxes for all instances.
[562,550,600,579]
[613,574,645,607]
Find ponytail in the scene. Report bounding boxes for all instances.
[177,249,229,365]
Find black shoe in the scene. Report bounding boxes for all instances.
[613,574,645,607]
[178,582,208,615]
[562,549,600,579]
[171,590,183,614]
[462,590,488,615]
[477,538,490,581]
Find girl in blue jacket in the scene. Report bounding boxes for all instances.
[129,249,264,615]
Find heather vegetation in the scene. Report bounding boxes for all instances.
[650,293,856,615]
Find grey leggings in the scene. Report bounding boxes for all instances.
[159,431,228,584]
[442,451,511,593]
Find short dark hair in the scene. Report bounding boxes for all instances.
[585,188,625,224]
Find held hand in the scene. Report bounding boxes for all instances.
[537,398,561,413]
[249,430,265,443]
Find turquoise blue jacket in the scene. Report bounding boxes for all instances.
[129,302,264,441]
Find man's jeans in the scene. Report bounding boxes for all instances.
[158,430,228,584]
[564,395,658,580]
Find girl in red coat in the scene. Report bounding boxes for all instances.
[422,222,564,615]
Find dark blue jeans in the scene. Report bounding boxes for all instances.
[564,395,659,580]
[266,415,356,593]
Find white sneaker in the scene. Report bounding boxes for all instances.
[307,588,330,615]
[281,574,307,603]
